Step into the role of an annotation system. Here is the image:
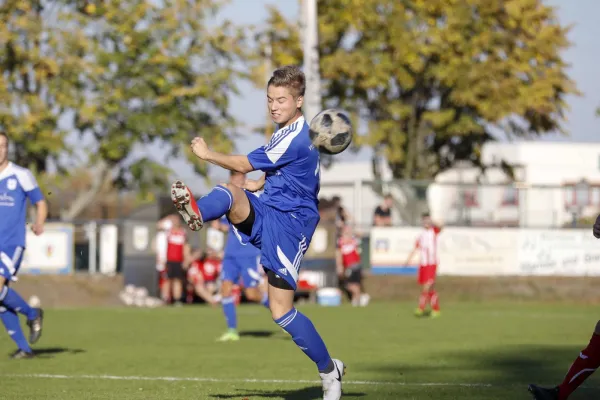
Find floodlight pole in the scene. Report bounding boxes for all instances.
[301,0,321,123]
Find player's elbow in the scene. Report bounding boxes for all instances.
[237,157,254,174]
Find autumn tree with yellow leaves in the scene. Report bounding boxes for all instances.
[0,0,248,219]
[257,0,578,180]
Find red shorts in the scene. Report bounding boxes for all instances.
[418,265,437,285]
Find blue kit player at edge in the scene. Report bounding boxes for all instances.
[0,132,46,359]
[216,171,270,342]
[171,65,345,400]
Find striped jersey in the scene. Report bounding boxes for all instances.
[415,226,441,267]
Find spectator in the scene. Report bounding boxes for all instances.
[373,194,393,226]
[331,196,350,231]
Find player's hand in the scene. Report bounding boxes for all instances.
[594,214,600,238]
[191,137,210,160]
[244,179,263,192]
[31,223,44,236]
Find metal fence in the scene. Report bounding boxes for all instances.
[319,180,600,229]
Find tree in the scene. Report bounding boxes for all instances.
[256,0,578,180]
[0,0,248,220]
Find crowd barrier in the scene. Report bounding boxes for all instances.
[370,227,600,276]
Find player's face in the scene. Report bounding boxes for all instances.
[267,85,303,127]
[422,216,432,228]
[0,136,7,165]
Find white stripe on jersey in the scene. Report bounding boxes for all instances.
[417,228,439,266]
[265,117,305,164]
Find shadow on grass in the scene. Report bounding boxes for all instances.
[364,344,600,399]
[210,386,366,400]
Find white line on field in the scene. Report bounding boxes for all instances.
[4,373,598,391]
[3,373,495,387]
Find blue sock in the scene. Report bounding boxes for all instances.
[0,286,36,320]
[275,308,332,372]
[0,308,31,352]
[261,292,270,309]
[197,186,233,222]
[221,296,237,331]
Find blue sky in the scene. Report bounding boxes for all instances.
[172,0,600,187]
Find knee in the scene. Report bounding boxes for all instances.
[244,287,261,302]
[269,299,293,321]
[220,281,233,297]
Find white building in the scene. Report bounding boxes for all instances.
[320,142,600,228]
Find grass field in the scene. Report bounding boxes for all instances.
[0,301,598,399]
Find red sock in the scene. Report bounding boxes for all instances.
[418,292,428,310]
[558,333,600,400]
[429,290,440,311]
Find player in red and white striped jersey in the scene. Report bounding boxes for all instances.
[404,212,442,317]
[336,225,370,307]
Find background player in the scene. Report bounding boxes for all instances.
[527,213,600,400]
[216,171,269,342]
[171,66,345,399]
[336,224,369,307]
[185,247,220,305]
[162,215,191,306]
[404,212,442,317]
[0,132,46,358]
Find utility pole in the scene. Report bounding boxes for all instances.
[301,0,321,123]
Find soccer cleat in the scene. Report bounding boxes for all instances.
[431,310,441,318]
[414,308,425,317]
[171,180,203,231]
[528,384,559,400]
[10,349,34,359]
[27,308,43,344]
[217,330,240,342]
[320,359,345,400]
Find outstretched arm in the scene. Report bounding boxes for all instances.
[191,137,254,173]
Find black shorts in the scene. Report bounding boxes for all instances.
[344,265,362,284]
[166,261,185,280]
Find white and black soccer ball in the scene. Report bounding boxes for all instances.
[309,109,353,155]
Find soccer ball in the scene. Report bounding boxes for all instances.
[309,109,353,155]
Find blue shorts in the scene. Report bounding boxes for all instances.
[0,246,24,282]
[235,191,319,290]
[221,255,262,288]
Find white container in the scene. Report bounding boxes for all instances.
[316,288,342,307]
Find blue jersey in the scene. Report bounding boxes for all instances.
[0,162,44,247]
[247,116,320,220]
[220,216,260,258]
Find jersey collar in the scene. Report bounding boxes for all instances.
[0,162,14,182]
[275,115,305,134]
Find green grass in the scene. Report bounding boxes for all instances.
[0,301,598,399]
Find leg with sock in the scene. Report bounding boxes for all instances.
[429,289,440,317]
[529,321,600,400]
[557,331,600,399]
[275,308,333,372]
[0,306,32,356]
[0,285,37,320]
[196,186,233,222]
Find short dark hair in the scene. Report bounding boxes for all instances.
[267,65,306,98]
[230,170,244,178]
[0,131,8,145]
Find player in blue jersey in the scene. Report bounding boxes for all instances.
[171,66,345,399]
[0,132,46,359]
[216,171,269,342]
